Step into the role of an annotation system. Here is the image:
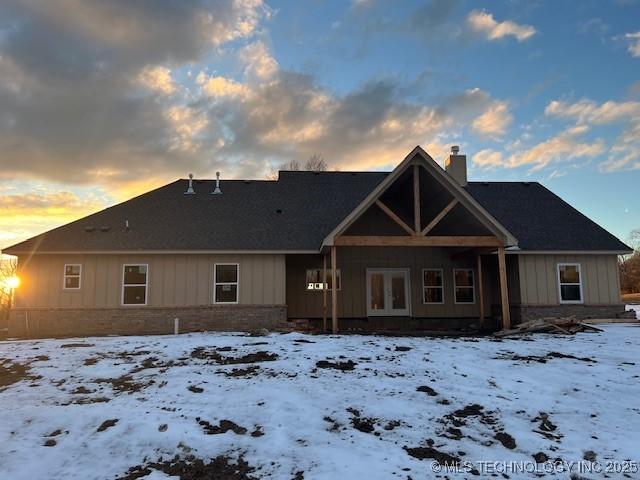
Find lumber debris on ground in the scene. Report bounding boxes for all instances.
[494,316,604,337]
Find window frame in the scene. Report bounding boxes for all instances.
[63,264,82,290]
[213,263,240,304]
[453,268,475,305]
[121,263,149,306]
[421,268,444,304]
[557,263,583,304]
[305,268,341,291]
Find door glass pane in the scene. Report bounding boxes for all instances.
[391,274,406,310]
[370,273,385,311]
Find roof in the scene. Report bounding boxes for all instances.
[3,172,631,255]
[465,182,631,252]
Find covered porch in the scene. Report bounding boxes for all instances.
[292,147,518,334]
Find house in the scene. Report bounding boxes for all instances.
[3,146,632,338]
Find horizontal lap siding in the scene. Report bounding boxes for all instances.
[286,247,496,319]
[15,254,286,308]
[517,254,620,305]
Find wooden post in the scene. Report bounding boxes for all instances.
[413,164,420,234]
[497,246,510,330]
[477,254,485,329]
[331,246,338,334]
[322,253,327,332]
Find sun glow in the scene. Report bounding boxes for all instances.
[4,276,20,289]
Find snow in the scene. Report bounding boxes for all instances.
[1,325,639,479]
[626,304,640,319]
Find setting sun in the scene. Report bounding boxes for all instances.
[4,276,20,289]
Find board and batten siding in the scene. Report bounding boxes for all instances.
[517,254,621,305]
[286,247,503,319]
[15,254,286,308]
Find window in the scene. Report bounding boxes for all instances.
[422,269,443,304]
[305,269,341,290]
[214,263,239,303]
[122,264,148,305]
[557,263,583,304]
[453,269,475,304]
[63,264,82,289]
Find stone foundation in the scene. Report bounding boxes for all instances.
[287,316,501,334]
[514,304,628,324]
[7,305,288,339]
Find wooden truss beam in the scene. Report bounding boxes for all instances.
[334,235,502,247]
[421,199,458,236]
[413,164,421,233]
[375,200,415,236]
[477,253,485,329]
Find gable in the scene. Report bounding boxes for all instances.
[323,146,517,248]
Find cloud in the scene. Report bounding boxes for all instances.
[471,101,513,138]
[623,32,640,57]
[137,66,176,95]
[545,99,640,124]
[466,10,537,42]
[472,126,605,171]
[197,73,251,99]
[239,41,279,80]
[545,98,640,172]
[0,0,269,185]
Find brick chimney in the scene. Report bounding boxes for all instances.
[444,146,467,186]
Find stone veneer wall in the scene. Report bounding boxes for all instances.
[514,304,628,324]
[8,305,288,339]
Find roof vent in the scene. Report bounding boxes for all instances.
[451,145,460,155]
[211,171,222,195]
[100,226,111,232]
[84,226,95,232]
[184,173,195,194]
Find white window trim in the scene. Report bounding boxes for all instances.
[63,264,82,290]
[422,268,444,304]
[453,268,475,304]
[214,263,240,304]
[557,263,584,304]
[305,268,342,291]
[121,264,149,306]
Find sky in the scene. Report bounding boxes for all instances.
[0,0,639,250]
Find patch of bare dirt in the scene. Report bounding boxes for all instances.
[494,431,516,449]
[117,455,258,480]
[188,385,204,393]
[97,419,119,432]
[95,375,154,394]
[315,360,356,371]
[197,418,248,435]
[0,359,40,389]
[60,343,95,348]
[191,348,278,365]
[404,439,460,465]
[495,351,595,364]
[532,412,563,441]
[71,386,94,395]
[219,366,261,378]
[416,385,438,396]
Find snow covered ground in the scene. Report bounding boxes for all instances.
[1,325,639,479]
[626,304,640,319]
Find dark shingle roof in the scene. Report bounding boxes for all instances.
[3,173,630,254]
[3,171,387,253]
[465,182,630,251]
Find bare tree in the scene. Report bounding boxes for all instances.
[620,228,640,294]
[0,255,18,324]
[267,154,328,180]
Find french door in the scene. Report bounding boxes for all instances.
[366,269,410,316]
